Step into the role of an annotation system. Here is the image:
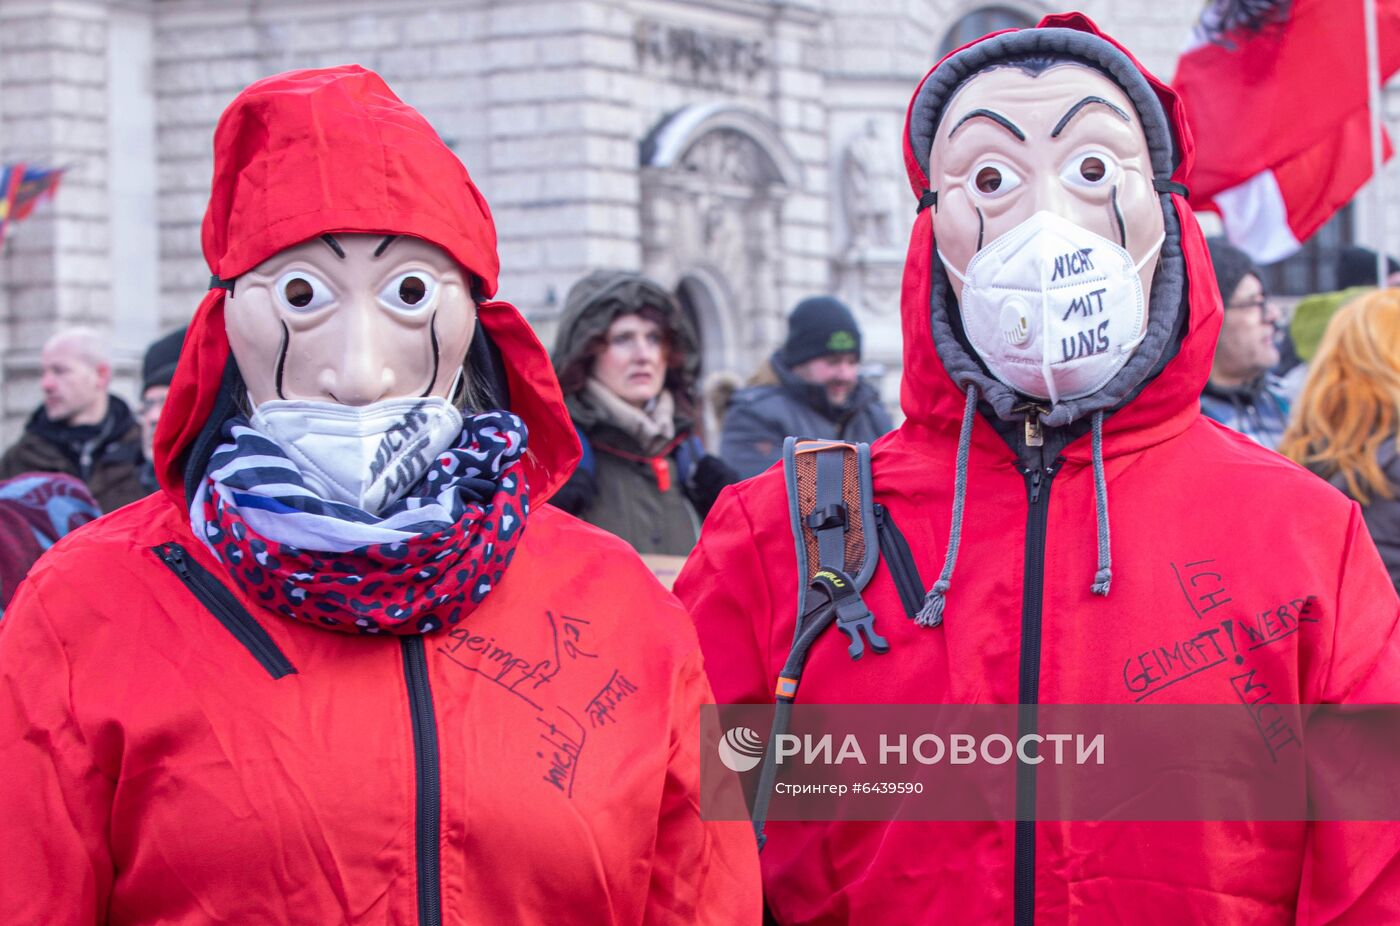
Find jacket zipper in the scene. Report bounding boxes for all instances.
[873,503,925,619]
[152,543,296,679]
[1014,463,1055,926]
[402,636,442,926]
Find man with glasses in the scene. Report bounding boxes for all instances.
[1201,237,1291,448]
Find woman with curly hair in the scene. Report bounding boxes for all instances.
[1281,288,1400,591]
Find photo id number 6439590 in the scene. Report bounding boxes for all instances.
[851,782,924,795]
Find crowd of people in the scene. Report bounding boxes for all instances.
[10,238,1398,599]
[0,277,892,578]
[547,276,892,558]
[3,11,1400,924]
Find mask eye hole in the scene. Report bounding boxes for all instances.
[968,160,1021,198]
[399,276,426,305]
[379,271,438,312]
[1062,149,1119,188]
[286,278,312,306]
[274,271,334,313]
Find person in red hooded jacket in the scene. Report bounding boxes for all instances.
[0,66,760,925]
[676,14,1400,926]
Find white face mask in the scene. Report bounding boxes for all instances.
[938,210,1165,405]
[251,395,465,515]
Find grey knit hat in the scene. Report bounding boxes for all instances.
[1205,237,1258,303]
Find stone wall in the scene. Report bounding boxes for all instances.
[149,0,835,389]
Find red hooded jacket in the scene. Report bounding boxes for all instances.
[676,17,1400,925]
[0,67,759,925]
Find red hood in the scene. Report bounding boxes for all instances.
[154,66,579,508]
[897,12,1221,464]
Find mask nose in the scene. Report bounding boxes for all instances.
[318,295,396,405]
[1030,174,1079,224]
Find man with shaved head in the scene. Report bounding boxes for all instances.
[0,326,145,511]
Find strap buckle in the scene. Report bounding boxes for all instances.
[810,568,890,661]
[805,503,847,532]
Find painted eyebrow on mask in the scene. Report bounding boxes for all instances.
[948,108,1026,142]
[319,234,346,259]
[374,235,398,257]
[1050,96,1131,138]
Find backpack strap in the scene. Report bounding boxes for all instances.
[783,435,887,660]
[749,438,889,850]
[809,449,847,574]
[783,436,880,602]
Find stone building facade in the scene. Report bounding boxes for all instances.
[0,0,1380,441]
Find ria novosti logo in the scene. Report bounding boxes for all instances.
[717,726,766,772]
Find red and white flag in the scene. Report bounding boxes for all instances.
[1172,0,1400,261]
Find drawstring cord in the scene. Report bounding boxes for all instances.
[916,383,978,627]
[915,390,1113,622]
[1090,410,1112,596]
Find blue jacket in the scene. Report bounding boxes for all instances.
[719,354,894,479]
[1199,374,1290,450]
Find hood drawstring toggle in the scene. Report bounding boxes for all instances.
[650,456,671,493]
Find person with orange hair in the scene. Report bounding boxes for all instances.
[1281,288,1400,591]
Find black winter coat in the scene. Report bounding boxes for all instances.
[1318,437,1400,593]
[0,397,145,513]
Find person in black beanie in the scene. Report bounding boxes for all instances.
[720,295,893,479]
[1200,238,1290,448]
[137,326,186,492]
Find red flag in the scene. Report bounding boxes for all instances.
[1206,107,1394,261]
[1175,0,1400,200]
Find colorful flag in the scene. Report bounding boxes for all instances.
[10,165,64,223]
[1172,0,1400,261]
[0,164,25,249]
[0,163,63,249]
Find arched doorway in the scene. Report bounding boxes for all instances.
[639,103,802,381]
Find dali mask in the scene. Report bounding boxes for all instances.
[224,232,477,514]
[929,62,1166,404]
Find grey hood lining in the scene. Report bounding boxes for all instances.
[912,27,1188,431]
[909,27,1179,183]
